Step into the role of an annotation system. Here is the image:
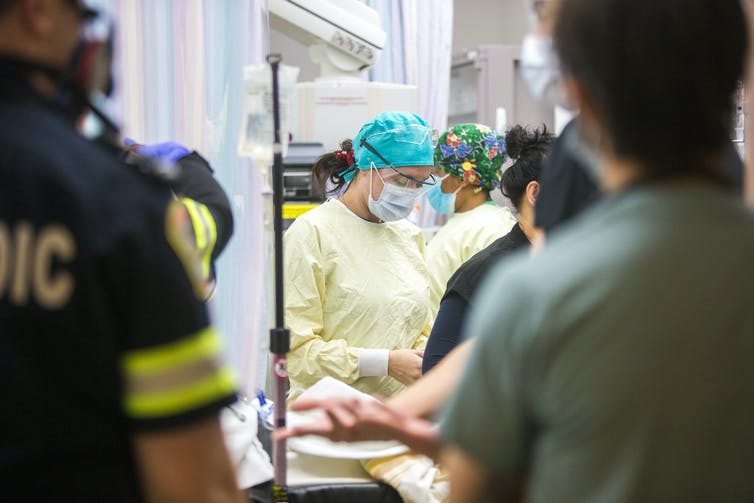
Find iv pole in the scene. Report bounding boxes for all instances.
[267,52,290,503]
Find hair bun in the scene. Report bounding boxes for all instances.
[505,124,550,160]
[500,124,554,210]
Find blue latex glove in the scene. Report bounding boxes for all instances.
[124,138,191,163]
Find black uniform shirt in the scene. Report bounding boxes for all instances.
[534,119,744,234]
[422,223,530,374]
[0,69,235,501]
[533,120,600,232]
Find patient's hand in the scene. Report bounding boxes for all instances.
[273,397,441,460]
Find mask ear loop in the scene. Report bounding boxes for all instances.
[444,168,481,195]
[440,173,466,195]
[405,169,437,198]
[368,161,379,202]
[440,174,468,196]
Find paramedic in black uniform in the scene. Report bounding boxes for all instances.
[0,1,244,501]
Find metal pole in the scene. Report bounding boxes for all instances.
[745,1,754,207]
[267,53,290,503]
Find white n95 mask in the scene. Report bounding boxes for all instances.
[367,167,420,222]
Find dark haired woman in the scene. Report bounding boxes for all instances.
[284,111,438,400]
[422,125,554,373]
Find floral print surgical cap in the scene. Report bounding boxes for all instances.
[434,123,507,191]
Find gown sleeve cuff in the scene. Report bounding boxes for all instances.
[358,349,390,377]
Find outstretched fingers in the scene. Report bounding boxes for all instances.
[274,397,365,442]
[272,414,332,440]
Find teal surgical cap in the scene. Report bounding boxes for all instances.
[352,111,436,171]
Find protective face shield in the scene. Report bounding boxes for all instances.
[367,166,423,222]
[72,22,114,101]
[67,12,118,141]
[426,175,463,215]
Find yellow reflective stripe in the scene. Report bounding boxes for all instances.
[128,355,223,395]
[197,203,217,278]
[183,198,207,251]
[181,198,208,254]
[125,367,235,418]
[180,198,217,279]
[164,201,205,299]
[123,327,220,376]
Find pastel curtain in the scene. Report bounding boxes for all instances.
[91,0,267,394]
[366,0,454,228]
[367,0,406,84]
[367,0,453,131]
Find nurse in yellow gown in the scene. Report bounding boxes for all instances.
[284,111,437,400]
[424,123,517,315]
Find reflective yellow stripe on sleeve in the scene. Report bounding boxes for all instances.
[180,198,207,251]
[180,197,217,280]
[197,202,217,278]
[122,327,235,419]
[125,368,235,418]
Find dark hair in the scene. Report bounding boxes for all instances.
[501,125,554,210]
[0,0,16,16]
[312,139,355,197]
[554,0,747,177]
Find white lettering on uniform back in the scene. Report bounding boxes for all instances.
[0,220,76,309]
[10,221,32,305]
[34,225,76,309]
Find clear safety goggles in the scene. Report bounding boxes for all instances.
[380,168,436,190]
[358,124,439,188]
[360,139,437,189]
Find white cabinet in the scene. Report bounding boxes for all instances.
[448,45,557,133]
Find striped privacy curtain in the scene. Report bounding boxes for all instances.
[367,0,454,228]
[91,0,268,394]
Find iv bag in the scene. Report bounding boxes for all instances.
[238,63,300,167]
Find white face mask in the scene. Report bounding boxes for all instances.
[367,167,421,222]
[520,34,571,109]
